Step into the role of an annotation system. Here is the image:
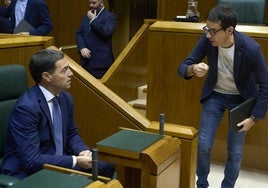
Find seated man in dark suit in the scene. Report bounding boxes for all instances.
[0,0,53,36]
[0,49,114,179]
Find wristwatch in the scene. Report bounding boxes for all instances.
[249,115,258,122]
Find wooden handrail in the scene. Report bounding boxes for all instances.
[59,44,77,51]
[43,164,110,182]
[43,164,125,188]
[0,34,53,49]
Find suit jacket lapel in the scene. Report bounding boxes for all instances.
[34,86,67,150]
[33,85,54,136]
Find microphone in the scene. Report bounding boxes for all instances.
[159,113,165,136]
[91,148,98,181]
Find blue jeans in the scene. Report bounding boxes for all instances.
[196,92,246,188]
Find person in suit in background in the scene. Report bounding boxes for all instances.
[177,5,268,188]
[0,49,114,179]
[0,0,11,33]
[0,0,53,36]
[76,0,117,79]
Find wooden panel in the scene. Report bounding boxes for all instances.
[147,21,268,172]
[147,30,204,124]
[69,77,140,146]
[102,21,152,101]
[150,157,180,188]
[0,34,54,85]
[147,122,197,188]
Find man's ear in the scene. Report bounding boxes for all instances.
[227,26,234,35]
[42,72,52,82]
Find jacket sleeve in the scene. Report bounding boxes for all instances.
[90,10,117,39]
[177,34,207,79]
[28,0,53,36]
[76,15,88,51]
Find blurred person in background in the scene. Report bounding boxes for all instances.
[0,0,53,35]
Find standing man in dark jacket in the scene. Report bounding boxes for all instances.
[76,0,117,79]
[178,5,268,188]
[0,0,53,36]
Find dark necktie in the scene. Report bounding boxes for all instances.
[52,97,63,155]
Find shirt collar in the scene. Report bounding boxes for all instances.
[38,85,56,102]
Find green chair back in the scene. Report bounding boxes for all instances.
[0,64,28,164]
[218,0,266,24]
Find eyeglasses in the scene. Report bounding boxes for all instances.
[202,26,223,37]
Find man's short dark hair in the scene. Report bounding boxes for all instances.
[206,5,238,30]
[29,49,65,83]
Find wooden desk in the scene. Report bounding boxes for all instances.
[10,164,122,188]
[10,169,95,188]
[97,129,181,188]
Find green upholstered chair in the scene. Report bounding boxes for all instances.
[0,65,28,188]
[218,0,266,24]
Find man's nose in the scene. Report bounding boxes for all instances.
[68,69,73,76]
